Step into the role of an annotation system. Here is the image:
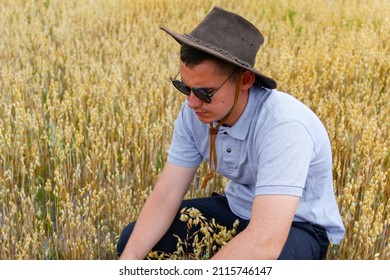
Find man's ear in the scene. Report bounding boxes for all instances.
[241,70,255,90]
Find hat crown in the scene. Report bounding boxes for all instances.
[160,6,277,89]
[189,7,263,67]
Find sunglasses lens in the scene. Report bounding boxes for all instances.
[172,80,190,96]
[192,89,211,103]
[171,79,211,103]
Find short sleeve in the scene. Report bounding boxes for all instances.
[255,121,314,197]
[167,104,203,168]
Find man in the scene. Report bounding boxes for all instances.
[117,6,345,260]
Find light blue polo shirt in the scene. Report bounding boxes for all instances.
[168,85,345,244]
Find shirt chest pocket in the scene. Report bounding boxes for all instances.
[217,135,247,176]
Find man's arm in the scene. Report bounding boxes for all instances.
[211,194,299,259]
[119,162,197,260]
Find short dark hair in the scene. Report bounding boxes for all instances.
[180,44,238,75]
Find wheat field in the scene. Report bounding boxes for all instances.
[0,0,388,260]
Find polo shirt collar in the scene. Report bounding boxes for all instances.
[216,87,259,140]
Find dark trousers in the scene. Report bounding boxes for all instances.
[117,194,329,259]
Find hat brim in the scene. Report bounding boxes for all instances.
[161,27,277,89]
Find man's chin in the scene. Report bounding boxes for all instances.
[196,115,215,124]
[197,118,210,124]
[194,111,219,124]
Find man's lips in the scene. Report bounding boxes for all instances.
[195,111,207,116]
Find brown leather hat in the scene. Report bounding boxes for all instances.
[161,6,277,89]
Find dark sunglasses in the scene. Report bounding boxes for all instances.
[170,70,237,104]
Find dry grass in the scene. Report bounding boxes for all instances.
[146,207,239,260]
[0,0,388,259]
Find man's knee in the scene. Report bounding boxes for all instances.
[117,222,136,257]
[278,223,327,260]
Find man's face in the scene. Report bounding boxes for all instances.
[179,60,238,125]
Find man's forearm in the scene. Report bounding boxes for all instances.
[211,227,281,260]
[212,195,297,260]
[118,163,197,260]
[119,186,183,260]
